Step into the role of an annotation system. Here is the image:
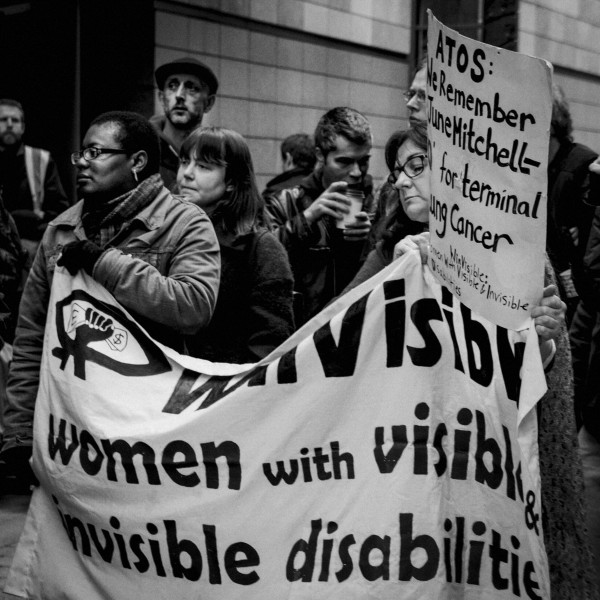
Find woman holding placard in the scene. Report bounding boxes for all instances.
[344,123,563,355]
[341,121,597,599]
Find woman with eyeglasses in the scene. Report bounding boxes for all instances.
[340,123,600,600]
[57,111,220,351]
[177,126,295,363]
[346,122,564,350]
[0,111,221,489]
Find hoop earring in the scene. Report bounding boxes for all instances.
[132,169,139,183]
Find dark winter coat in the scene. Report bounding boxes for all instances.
[187,226,294,364]
[261,166,313,200]
[0,143,69,241]
[547,140,597,301]
[265,172,374,324]
[0,196,26,342]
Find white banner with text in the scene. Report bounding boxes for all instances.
[6,254,549,599]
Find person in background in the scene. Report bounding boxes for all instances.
[0,98,69,267]
[578,157,600,434]
[265,107,375,324]
[261,133,316,199]
[546,83,597,324]
[405,56,428,127]
[545,84,597,432]
[343,122,598,600]
[0,192,26,345]
[150,57,218,190]
[178,126,294,363]
[0,195,25,466]
[369,56,429,249]
[0,111,220,490]
[577,153,600,596]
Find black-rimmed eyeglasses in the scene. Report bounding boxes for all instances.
[70,147,127,165]
[388,154,428,184]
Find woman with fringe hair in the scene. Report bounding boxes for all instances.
[178,127,295,363]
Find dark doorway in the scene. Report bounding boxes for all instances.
[0,0,155,201]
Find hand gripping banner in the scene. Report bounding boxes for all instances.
[5,251,550,599]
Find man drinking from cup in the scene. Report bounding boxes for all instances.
[265,107,374,324]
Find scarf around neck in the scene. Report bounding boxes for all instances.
[81,173,163,247]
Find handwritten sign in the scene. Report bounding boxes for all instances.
[426,12,552,330]
[5,261,550,599]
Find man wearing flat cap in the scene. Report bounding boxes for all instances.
[150,57,219,190]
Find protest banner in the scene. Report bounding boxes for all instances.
[5,254,549,599]
[426,12,553,330]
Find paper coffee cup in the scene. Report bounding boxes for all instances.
[336,188,365,229]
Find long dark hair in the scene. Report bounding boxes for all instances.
[381,123,429,256]
[179,127,264,235]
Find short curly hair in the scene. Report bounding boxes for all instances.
[314,107,372,156]
[89,111,160,180]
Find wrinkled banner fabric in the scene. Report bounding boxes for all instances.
[5,251,550,599]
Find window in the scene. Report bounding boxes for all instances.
[413,0,517,69]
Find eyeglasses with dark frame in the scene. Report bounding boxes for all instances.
[70,147,128,165]
[403,89,427,104]
[388,154,428,184]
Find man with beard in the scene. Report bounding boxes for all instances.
[0,99,69,264]
[150,58,218,190]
